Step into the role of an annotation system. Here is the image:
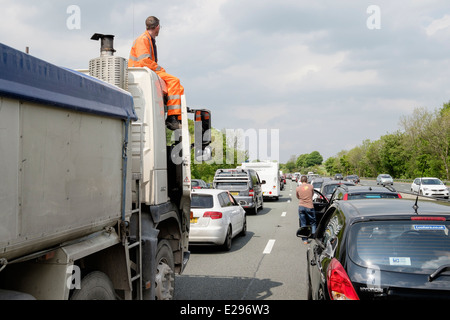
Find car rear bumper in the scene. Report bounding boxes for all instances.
[189,225,227,245]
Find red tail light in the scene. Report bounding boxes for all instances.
[203,211,222,219]
[343,194,348,200]
[327,258,359,300]
[249,189,254,197]
[397,193,402,199]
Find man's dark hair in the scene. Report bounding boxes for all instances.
[301,175,308,183]
[146,16,160,30]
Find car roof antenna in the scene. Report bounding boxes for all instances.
[414,162,427,214]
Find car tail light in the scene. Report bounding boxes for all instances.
[411,216,446,221]
[343,194,348,200]
[397,193,402,199]
[327,258,359,300]
[203,211,223,219]
[249,189,254,197]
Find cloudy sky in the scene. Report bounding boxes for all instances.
[2,0,450,163]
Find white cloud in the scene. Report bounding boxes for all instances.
[1,0,450,163]
[426,14,450,36]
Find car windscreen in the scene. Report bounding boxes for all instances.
[347,193,400,200]
[215,182,248,191]
[422,179,443,185]
[191,194,214,208]
[348,220,450,273]
[323,184,339,195]
[313,182,323,189]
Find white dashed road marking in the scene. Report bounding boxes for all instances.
[263,239,276,254]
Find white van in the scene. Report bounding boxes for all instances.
[240,161,280,200]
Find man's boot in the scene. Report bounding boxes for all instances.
[165,115,181,130]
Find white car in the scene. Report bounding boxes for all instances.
[410,177,449,199]
[189,189,247,251]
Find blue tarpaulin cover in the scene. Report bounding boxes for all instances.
[0,42,137,121]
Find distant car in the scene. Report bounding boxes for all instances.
[318,180,355,201]
[189,189,247,251]
[344,174,360,184]
[313,180,356,222]
[213,168,264,215]
[334,173,343,180]
[376,174,393,186]
[299,198,450,300]
[411,177,449,199]
[191,179,208,189]
[311,177,325,191]
[280,174,286,190]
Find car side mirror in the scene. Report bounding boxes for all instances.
[261,180,266,185]
[296,226,312,238]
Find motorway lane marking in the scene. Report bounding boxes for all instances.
[263,239,276,254]
[281,211,287,217]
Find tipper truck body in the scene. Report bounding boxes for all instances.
[0,36,211,300]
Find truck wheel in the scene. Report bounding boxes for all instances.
[155,240,175,300]
[70,271,116,300]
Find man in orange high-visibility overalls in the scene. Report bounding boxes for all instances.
[128,16,184,130]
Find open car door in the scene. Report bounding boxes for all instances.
[313,189,330,225]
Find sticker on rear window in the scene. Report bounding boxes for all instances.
[413,225,448,235]
[389,257,411,266]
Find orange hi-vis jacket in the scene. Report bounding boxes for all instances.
[128,31,184,118]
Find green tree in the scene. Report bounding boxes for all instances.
[306,151,323,167]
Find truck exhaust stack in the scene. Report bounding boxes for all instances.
[89,33,128,89]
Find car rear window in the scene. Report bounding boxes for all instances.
[347,193,400,200]
[191,194,214,208]
[348,220,450,273]
[215,182,248,191]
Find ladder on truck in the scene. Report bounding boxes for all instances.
[123,121,144,300]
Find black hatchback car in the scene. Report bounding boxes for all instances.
[299,198,450,300]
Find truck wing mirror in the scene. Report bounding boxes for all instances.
[193,109,212,162]
[195,146,212,162]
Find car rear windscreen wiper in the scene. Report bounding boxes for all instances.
[428,264,450,282]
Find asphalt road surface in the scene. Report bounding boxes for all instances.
[175,180,308,300]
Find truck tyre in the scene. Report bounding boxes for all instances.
[155,240,175,300]
[70,271,116,300]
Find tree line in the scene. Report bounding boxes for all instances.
[323,102,450,180]
[189,101,450,182]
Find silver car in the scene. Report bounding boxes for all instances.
[376,174,393,186]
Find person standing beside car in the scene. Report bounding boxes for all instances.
[296,175,316,244]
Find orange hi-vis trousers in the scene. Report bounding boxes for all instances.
[157,71,184,119]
